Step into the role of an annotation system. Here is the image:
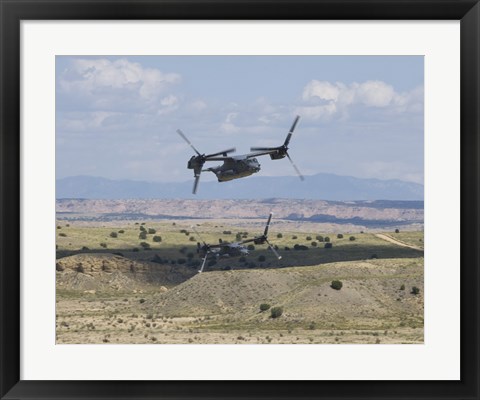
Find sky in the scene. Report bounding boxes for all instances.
[56,56,424,184]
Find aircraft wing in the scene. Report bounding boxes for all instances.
[243,150,278,158]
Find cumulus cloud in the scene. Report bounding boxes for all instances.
[58,58,181,111]
[296,80,423,120]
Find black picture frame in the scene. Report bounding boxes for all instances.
[1,1,479,399]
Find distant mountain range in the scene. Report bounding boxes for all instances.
[56,174,424,201]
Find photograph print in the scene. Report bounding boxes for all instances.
[55,55,424,344]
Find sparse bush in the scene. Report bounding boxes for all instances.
[81,246,89,251]
[395,229,400,233]
[316,235,324,242]
[349,236,356,241]
[189,236,196,241]
[260,303,271,312]
[148,228,156,234]
[324,237,330,242]
[306,236,312,241]
[118,230,125,234]
[153,235,162,242]
[247,244,255,251]
[292,235,298,240]
[57,225,61,229]
[400,284,405,291]
[277,233,283,238]
[59,233,67,237]
[110,232,118,238]
[308,322,316,330]
[270,306,283,318]
[324,242,333,249]
[331,280,343,290]
[258,255,266,262]
[139,225,146,232]
[284,246,290,251]
[139,231,147,240]
[76,263,84,273]
[100,242,107,248]
[140,241,150,249]
[293,244,309,251]
[236,233,243,241]
[411,286,420,295]
[56,263,64,271]
[132,247,139,252]
[223,230,232,235]
[311,241,317,247]
[337,234,343,239]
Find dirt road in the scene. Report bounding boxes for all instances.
[375,234,423,251]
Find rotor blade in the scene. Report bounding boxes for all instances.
[176,129,201,156]
[192,173,201,194]
[205,148,236,158]
[284,115,300,147]
[191,225,207,246]
[264,212,273,236]
[249,146,279,152]
[286,152,305,181]
[266,239,282,260]
[199,252,209,273]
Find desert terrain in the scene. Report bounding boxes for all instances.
[56,199,424,344]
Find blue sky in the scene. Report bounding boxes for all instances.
[56,56,424,184]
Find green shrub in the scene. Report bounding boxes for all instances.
[81,246,89,251]
[337,234,343,239]
[349,236,356,241]
[153,235,162,242]
[411,286,420,295]
[148,228,156,234]
[331,280,343,290]
[311,241,317,247]
[395,229,400,233]
[140,241,150,249]
[400,284,405,290]
[306,236,312,241]
[76,263,84,273]
[139,225,146,232]
[260,303,271,312]
[293,244,309,251]
[277,233,283,238]
[247,244,255,251]
[223,230,232,235]
[292,235,298,240]
[139,231,147,240]
[118,230,125,234]
[59,233,67,237]
[284,246,290,251]
[189,236,196,241]
[324,242,333,249]
[324,237,330,242]
[100,242,107,248]
[110,232,118,238]
[316,235,324,242]
[270,306,283,318]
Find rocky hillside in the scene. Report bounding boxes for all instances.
[56,253,195,291]
[143,258,424,328]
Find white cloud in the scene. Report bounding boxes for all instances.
[58,58,181,109]
[297,80,423,120]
